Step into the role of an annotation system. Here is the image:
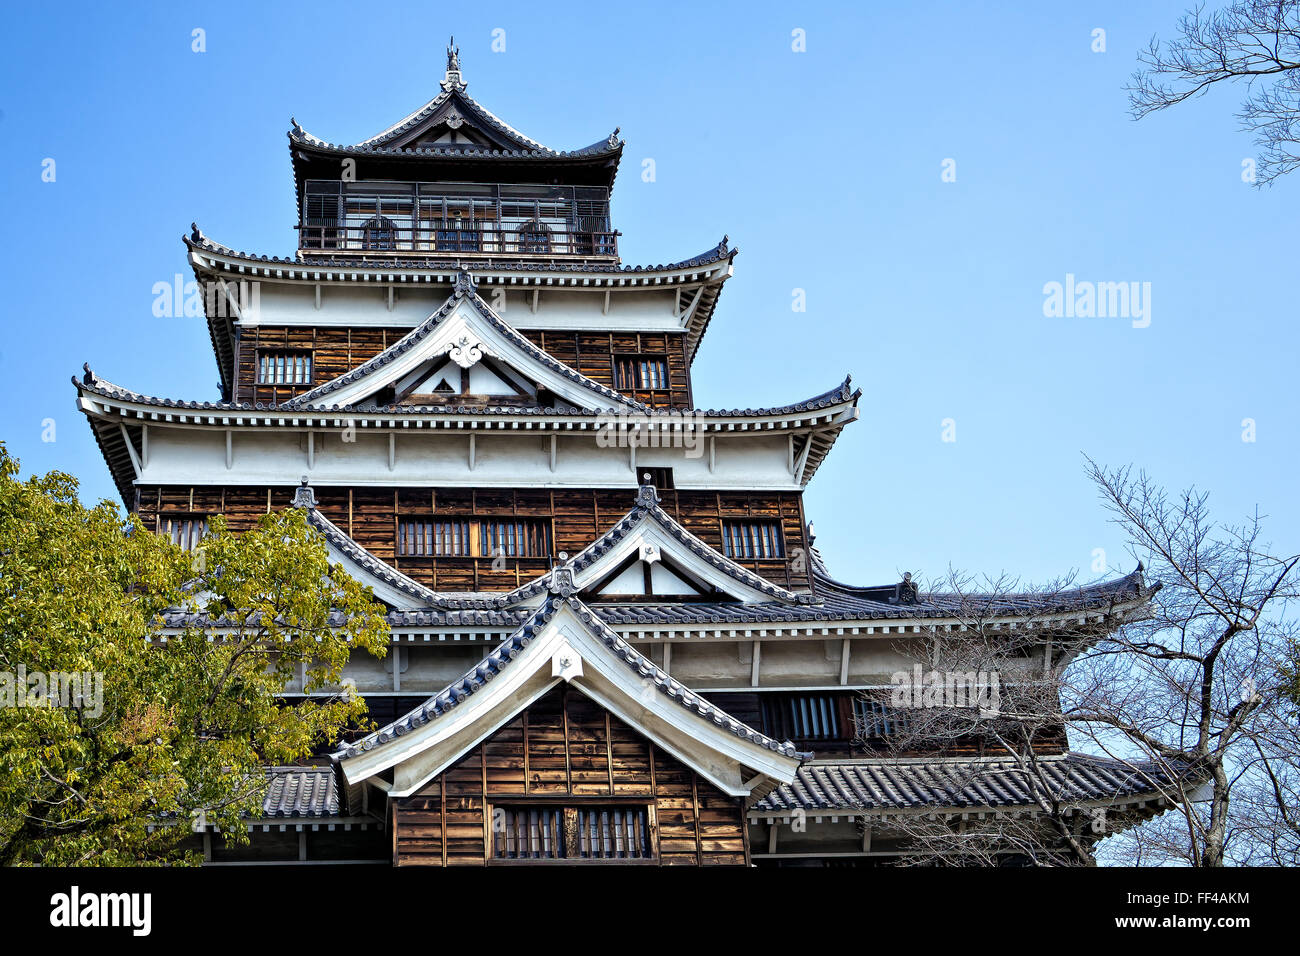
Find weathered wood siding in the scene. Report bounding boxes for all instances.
[391,685,749,866]
[136,485,813,592]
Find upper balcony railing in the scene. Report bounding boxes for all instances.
[298,180,619,262]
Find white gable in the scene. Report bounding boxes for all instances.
[290,294,637,411]
[335,598,801,798]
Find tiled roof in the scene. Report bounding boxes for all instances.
[184,230,733,276]
[333,591,808,763]
[262,766,339,818]
[73,365,856,422]
[752,754,1191,815]
[290,92,621,161]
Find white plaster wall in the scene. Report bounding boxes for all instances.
[135,425,802,490]
[241,281,682,332]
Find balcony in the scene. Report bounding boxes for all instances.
[298,180,618,262]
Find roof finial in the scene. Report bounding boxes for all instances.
[635,472,661,509]
[291,475,318,510]
[445,36,463,86]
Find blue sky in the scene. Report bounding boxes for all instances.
[1,1,1294,588]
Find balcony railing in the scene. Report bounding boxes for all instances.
[298,221,618,259]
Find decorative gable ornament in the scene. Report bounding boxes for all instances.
[550,641,584,683]
[638,542,661,565]
[442,108,465,130]
[446,334,484,369]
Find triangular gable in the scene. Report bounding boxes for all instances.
[283,271,644,412]
[495,480,817,608]
[354,44,558,153]
[368,87,544,153]
[332,591,805,799]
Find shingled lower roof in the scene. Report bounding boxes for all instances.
[751,754,1193,817]
[262,766,340,818]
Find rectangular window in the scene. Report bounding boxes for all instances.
[397,519,471,557]
[397,519,551,558]
[641,467,674,491]
[493,806,651,861]
[852,695,916,740]
[158,515,208,552]
[721,520,784,559]
[614,355,668,391]
[480,519,551,558]
[257,351,312,385]
[760,692,846,742]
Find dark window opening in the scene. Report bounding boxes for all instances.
[362,215,397,251]
[614,355,669,391]
[257,351,312,386]
[493,806,651,861]
[721,520,784,559]
[158,515,208,552]
[517,220,552,254]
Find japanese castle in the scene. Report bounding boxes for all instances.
[75,44,1181,866]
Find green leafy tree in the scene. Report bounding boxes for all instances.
[0,444,389,865]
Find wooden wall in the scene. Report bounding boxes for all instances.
[136,484,813,592]
[234,326,692,409]
[390,685,750,866]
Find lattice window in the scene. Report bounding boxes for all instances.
[397,519,471,556]
[257,351,312,386]
[852,695,916,740]
[493,806,651,861]
[720,520,784,559]
[397,519,551,558]
[760,692,846,742]
[480,519,551,558]
[158,515,208,552]
[614,355,668,391]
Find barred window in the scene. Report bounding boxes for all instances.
[158,515,208,552]
[398,519,471,556]
[721,520,784,559]
[397,518,551,558]
[852,696,916,740]
[760,692,846,742]
[480,519,551,558]
[493,806,651,861]
[614,355,668,390]
[257,351,312,385]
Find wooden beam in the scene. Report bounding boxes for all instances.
[840,638,851,685]
[793,434,813,484]
[307,430,315,470]
[468,433,476,470]
[549,434,557,473]
[225,429,232,470]
[750,640,761,686]
[388,432,396,471]
[140,424,149,469]
[118,424,142,478]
